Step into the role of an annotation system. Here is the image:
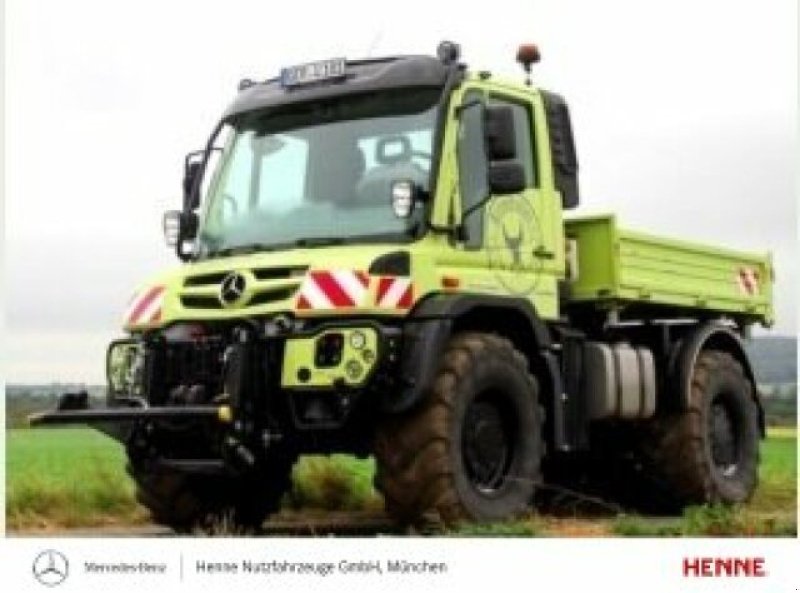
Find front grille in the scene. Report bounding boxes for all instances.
[179,266,307,310]
[248,288,296,306]
[180,295,221,309]
[184,272,228,287]
[253,266,308,281]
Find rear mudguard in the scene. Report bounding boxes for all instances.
[670,322,765,436]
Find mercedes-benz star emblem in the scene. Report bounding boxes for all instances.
[219,272,247,306]
[32,550,69,587]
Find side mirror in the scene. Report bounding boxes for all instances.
[488,162,526,194]
[483,105,517,161]
[183,159,203,211]
[163,210,198,249]
[483,105,525,194]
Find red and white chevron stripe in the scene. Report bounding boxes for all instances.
[296,270,369,310]
[737,267,760,296]
[376,277,413,309]
[124,286,165,327]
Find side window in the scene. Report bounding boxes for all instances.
[457,91,489,247]
[488,97,536,187]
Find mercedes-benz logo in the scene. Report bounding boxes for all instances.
[32,550,69,587]
[219,272,247,306]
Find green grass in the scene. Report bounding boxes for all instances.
[6,427,797,535]
[288,455,382,512]
[6,428,144,529]
[751,428,797,510]
[5,429,384,529]
[613,504,796,537]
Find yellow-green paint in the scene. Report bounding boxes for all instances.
[282,327,379,388]
[122,74,773,336]
[565,215,773,325]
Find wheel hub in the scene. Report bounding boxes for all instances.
[462,397,512,492]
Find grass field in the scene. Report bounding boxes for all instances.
[6,428,146,529]
[6,427,797,535]
[5,428,384,530]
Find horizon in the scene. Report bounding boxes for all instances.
[5,334,796,387]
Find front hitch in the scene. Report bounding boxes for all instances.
[29,405,229,426]
[28,390,232,427]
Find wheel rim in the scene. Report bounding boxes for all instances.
[462,393,514,493]
[708,396,740,477]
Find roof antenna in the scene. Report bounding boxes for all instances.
[516,44,541,86]
[437,40,461,65]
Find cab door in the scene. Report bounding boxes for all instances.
[443,85,563,321]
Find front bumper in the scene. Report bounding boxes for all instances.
[31,318,403,445]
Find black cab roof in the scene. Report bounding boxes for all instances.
[223,55,454,120]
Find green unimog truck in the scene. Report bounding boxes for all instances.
[33,42,774,530]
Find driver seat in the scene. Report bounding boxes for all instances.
[307,142,365,206]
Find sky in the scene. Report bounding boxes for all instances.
[3,0,797,383]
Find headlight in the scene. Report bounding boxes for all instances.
[107,340,144,395]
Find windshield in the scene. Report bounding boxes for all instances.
[197,88,440,257]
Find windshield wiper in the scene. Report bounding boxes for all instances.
[293,237,347,248]
[207,243,280,258]
[205,236,354,258]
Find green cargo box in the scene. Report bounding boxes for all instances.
[564,215,774,326]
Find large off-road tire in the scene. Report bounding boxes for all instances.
[374,332,544,526]
[129,455,295,532]
[643,350,760,508]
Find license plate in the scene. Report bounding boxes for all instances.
[280,58,346,88]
